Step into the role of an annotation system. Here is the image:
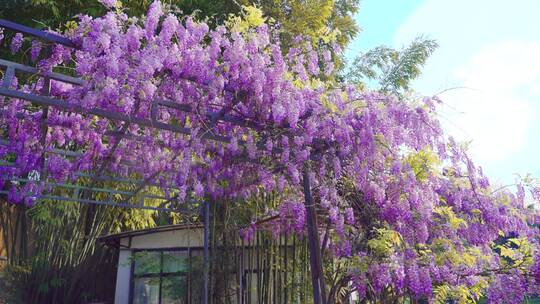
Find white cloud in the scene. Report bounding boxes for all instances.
[392,0,540,183]
[439,41,540,163]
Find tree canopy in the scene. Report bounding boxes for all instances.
[0,0,359,49]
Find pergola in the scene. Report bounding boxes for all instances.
[0,19,329,304]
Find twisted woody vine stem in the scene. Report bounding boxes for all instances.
[0,0,539,302]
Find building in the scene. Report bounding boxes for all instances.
[98,222,311,304]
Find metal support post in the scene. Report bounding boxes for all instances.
[303,167,327,304]
[203,200,210,304]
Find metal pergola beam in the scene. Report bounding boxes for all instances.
[0,87,232,143]
[4,176,177,210]
[0,59,83,85]
[0,191,174,211]
[0,19,79,48]
[0,140,152,173]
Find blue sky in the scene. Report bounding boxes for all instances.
[346,0,540,186]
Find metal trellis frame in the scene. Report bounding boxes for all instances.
[0,19,329,304]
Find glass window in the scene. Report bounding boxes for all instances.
[133,277,160,304]
[134,251,161,275]
[161,276,188,304]
[188,251,204,303]
[162,251,188,273]
[131,250,198,304]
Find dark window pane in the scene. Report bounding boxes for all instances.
[133,277,160,304]
[134,251,161,275]
[161,275,187,304]
[162,251,189,273]
[189,253,204,303]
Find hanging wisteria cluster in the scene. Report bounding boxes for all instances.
[0,1,539,301]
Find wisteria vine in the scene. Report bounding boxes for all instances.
[0,1,538,302]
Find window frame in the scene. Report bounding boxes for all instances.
[129,247,204,304]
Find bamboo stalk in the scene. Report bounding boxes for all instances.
[273,237,276,303]
[257,231,261,303]
[247,233,252,303]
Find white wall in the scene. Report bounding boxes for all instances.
[113,228,205,304]
[129,228,204,249]
[114,249,132,304]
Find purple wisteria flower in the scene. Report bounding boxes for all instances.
[10,32,23,54]
[98,0,117,9]
[30,40,41,62]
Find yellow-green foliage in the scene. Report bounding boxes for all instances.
[431,238,488,268]
[243,0,359,50]
[226,5,266,32]
[428,237,494,303]
[495,237,535,267]
[367,227,402,256]
[434,280,489,304]
[347,253,370,273]
[433,206,468,229]
[286,0,333,37]
[260,0,333,39]
[92,178,181,233]
[405,148,440,182]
